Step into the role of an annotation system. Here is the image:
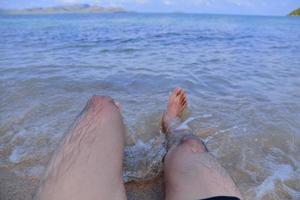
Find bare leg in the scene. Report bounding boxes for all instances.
[162,88,242,200]
[36,96,127,200]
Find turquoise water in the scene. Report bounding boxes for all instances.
[0,13,300,199]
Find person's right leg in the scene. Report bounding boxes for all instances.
[162,88,242,200]
[36,96,126,200]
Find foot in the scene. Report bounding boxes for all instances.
[161,87,188,133]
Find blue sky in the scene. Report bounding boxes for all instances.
[0,0,299,15]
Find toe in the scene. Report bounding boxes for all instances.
[179,94,186,104]
[176,88,183,97]
[170,88,180,99]
[181,98,187,106]
[180,92,186,101]
[182,102,187,110]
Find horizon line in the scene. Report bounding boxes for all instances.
[0,4,295,17]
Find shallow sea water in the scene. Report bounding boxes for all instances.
[0,13,300,199]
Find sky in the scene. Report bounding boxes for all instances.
[0,0,299,16]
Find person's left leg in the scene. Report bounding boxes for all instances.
[162,88,242,200]
[36,96,127,200]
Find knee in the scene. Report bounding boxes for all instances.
[89,95,115,107]
[86,95,119,112]
[166,138,207,162]
[165,138,207,167]
[180,138,207,153]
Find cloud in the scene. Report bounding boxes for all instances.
[188,0,255,7]
[53,0,267,9]
[195,0,216,6]
[227,0,254,7]
[56,0,148,5]
[163,0,172,5]
[55,0,100,4]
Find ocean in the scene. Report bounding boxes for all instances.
[0,13,300,199]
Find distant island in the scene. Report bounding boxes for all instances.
[288,8,300,16]
[0,4,126,14]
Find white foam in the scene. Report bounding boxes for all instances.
[9,147,24,163]
[255,164,294,198]
[177,115,202,129]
